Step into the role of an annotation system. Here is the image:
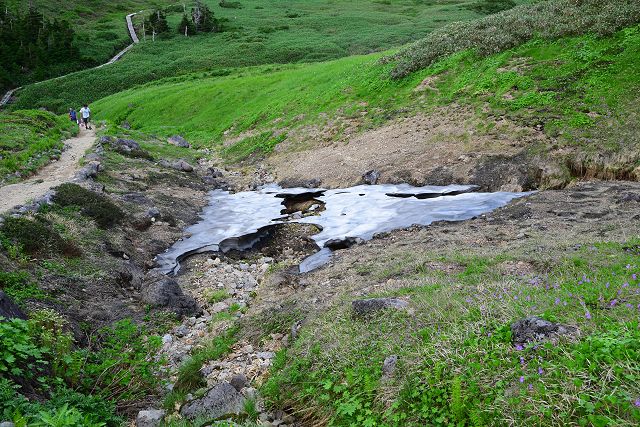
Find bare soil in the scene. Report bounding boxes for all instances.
[268,107,557,191]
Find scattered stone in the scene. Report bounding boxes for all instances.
[230,373,248,391]
[0,290,26,320]
[160,159,194,172]
[511,316,578,346]
[135,409,165,427]
[140,273,199,317]
[113,138,141,153]
[362,169,381,185]
[180,382,245,420]
[168,135,190,148]
[324,236,364,250]
[207,167,224,178]
[75,161,101,181]
[257,351,275,360]
[352,298,409,317]
[0,421,15,427]
[121,121,131,130]
[382,355,398,378]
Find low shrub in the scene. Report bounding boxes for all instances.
[391,0,640,78]
[468,0,516,15]
[53,183,124,228]
[0,216,80,257]
[0,270,46,303]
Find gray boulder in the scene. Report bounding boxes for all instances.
[140,273,199,317]
[230,373,248,391]
[113,138,141,153]
[168,135,190,148]
[0,422,16,427]
[352,298,409,317]
[160,159,194,172]
[136,409,165,427]
[511,316,578,346]
[279,177,322,188]
[180,382,245,420]
[382,355,398,378]
[324,236,364,250]
[362,170,381,185]
[0,290,26,320]
[75,161,101,181]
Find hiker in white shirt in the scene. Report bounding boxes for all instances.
[79,104,92,130]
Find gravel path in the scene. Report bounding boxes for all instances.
[0,128,95,214]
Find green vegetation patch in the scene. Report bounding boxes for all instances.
[390,0,640,78]
[174,328,238,393]
[53,183,124,228]
[263,240,640,425]
[14,0,495,112]
[0,216,80,258]
[0,110,76,183]
[0,270,46,303]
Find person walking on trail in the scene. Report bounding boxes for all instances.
[69,108,78,125]
[79,104,92,130]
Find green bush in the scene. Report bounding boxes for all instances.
[0,270,46,303]
[0,317,47,377]
[468,0,516,15]
[53,183,124,228]
[0,216,80,257]
[391,0,640,78]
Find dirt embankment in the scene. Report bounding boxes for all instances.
[266,106,639,192]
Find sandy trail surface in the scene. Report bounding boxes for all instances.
[0,127,95,213]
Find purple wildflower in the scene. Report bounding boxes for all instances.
[623,282,629,288]
[611,299,618,307]
[519,376,525,383]
[634,398,640,407]
[632,273,637,281]
[520,356,525,365]
[606,282,610,288]
[585,311,592,320]
[515,344,524,351]
[555,298,561,305]
[528,384,533,391]
[538,367,544,375]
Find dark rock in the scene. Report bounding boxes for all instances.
[207,167,224,178]
[382,355,398,378]
[511,316,578,346]
[279,177,322,189]
[180,382,245,420]
[352,298,409,317]
[121,121,131,130]
[362,170,381,185]
[135,409,165,427]
[168,135,190,148]
[230,373,248,391]
[140,273,199,317]
[0,290,27,320]
[618,192,640,203]
[471,152,540,192]
[75,161,101,181]
[324,236,364,250]
[99,136,115,144]
[113,138,141,153]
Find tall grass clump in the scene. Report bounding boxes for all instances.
[390,0,640,78]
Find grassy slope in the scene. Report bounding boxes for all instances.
[12,0,519,112]
[0,110,77,184]
[92,24,640,174]
[262,238,640,426]
[8,0,170,65]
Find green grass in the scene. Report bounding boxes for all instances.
[0,110,77,184]
[262,239,640,425]
[13,0,514,112]
[173,328,238,393]
[91,24,640,170]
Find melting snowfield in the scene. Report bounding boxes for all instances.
[155,184,530,275]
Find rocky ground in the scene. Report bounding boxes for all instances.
[2,122,639,427]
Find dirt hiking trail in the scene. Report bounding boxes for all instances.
[0,127,95,214]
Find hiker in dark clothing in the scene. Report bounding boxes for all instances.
[69,108,78,125]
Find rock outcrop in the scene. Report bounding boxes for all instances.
[180,382,245,420]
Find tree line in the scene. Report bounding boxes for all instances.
[144,0,221,39]
[0,1,87,92]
